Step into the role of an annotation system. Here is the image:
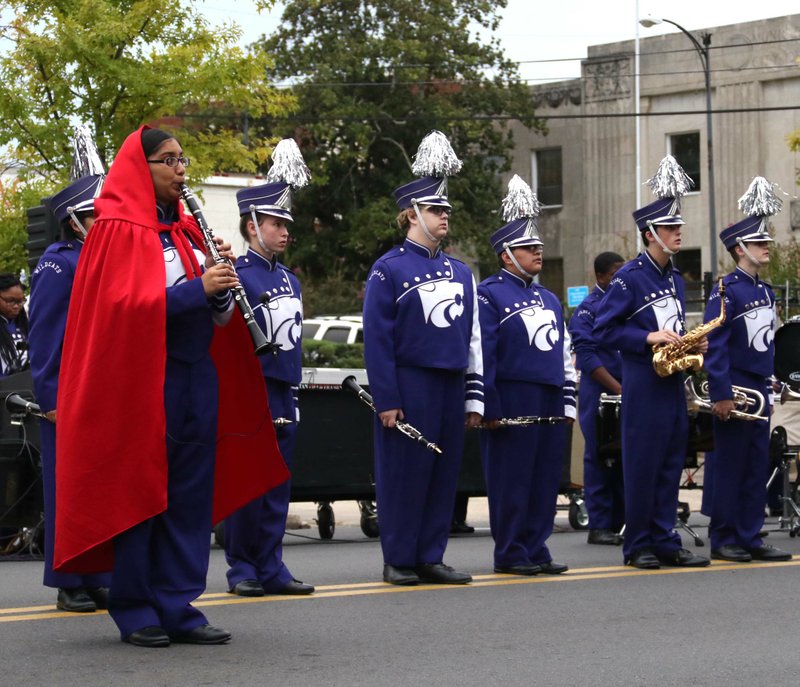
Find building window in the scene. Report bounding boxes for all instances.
[531,148,563,207]
[673,248,703,311]
[668,132,701,192]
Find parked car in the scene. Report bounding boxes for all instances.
[302,315,363,344]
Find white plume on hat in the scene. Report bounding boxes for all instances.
[501,174,542,222]
[266,138,311,189]
[411,130,462,177]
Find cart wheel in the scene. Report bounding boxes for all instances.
[358,501,380,538]
[677,501,691,524]
[213,521,225,548]
[568,497,589,530]
[316,503,335,540]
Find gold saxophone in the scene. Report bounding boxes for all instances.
[651,279,725,378]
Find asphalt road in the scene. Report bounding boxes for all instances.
[2,507,800,687]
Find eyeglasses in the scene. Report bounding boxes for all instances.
[424,206,451,216]
[515,245,544,254]
[147,156,191,168]
[0,296,26,306]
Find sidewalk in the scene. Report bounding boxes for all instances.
[287,488,705,530]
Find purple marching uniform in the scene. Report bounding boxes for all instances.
[108,213,234,636]
[568,285,625,532]
[0,317,27,376]
[224,248,302,592]
[478,270,576,568]
[363,238,484,568]
[704,271,775,550]
[593,252,688,559]
[28,239,111,591]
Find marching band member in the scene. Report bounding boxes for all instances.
[704,177,790,562]
[363,131,484,586]
[29,172,111,612]
[53,126,287,647]
[568,251,625,545]
[0,273,29,377]
[478,176,576,576]
[224,139,315,597]
[594,156,709,569]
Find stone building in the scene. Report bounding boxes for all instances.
[509,13,800,311]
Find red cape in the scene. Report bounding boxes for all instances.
[54,126,288,573]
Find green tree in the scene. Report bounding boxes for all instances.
[260,0,543,294]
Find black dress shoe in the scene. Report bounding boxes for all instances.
[587,529,622,546]
[748,544,792,561]
[626,549,660,569]
[538,560,569,574]
[85,587,109,610]
[169,624,232,645]
[415,563,472,585]
[56,588,97,613]
[710,545,752,562]
[124,626,170,648]
[656,548,710,567]
[228,580,265,597]
[274,579,315,595]
[494,564,542,576]
[383,565,419,586]
[450,521,475,534]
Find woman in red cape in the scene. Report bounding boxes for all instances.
[54,126,288,647]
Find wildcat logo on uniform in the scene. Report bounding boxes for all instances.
[650,297,682,334]
[519,307,559,351]
[742,306,774,353]
[417,280,464,328]
[260,295,303,351]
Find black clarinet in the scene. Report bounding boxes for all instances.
[342,376,443,454]
[179,184,275,356]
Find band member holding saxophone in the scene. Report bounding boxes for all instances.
[478,176,576,576]
[29,170,111,613]
[363,131,483,586]
[568,251,626,546]
[594,156,709,570]
[224,139,315,597]
[703,177,790,563]
[53,127,287,647]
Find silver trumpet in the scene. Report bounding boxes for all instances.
[779,382,800,405]
[684,377,768,422]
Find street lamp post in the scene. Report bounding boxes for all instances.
[640,17,717,276]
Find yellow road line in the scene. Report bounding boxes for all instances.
[3,558,797,623]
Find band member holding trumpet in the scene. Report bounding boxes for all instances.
[568,252,626,545]
[703,177,790,563]
[223,139,315,597]
[363,131,484,586]
[478,176,576,576]
[594,156,709,569]
[53,126,287,647]
[29,170,111,612]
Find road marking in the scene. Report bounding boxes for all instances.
[3,558,797,623]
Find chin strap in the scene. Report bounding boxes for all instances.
[66,206,87,239]
[249,205,273,258]
[504,245,535,279]
[411,200,440,245]
[646,221,676,256]
[736,238,764,268]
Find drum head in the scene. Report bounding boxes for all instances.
[775,320,800,388]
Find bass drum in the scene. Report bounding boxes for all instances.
[775,318,800,388]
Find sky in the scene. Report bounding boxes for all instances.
[199,0,800,84]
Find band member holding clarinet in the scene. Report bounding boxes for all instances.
[704,177,790,563]
[29,165,111,612]
[223,139,315,597]
[594,156,709,569]
[363,131,484,586]
[568,252,626,546]
[478,176,576,576]
[53,126,287,647]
